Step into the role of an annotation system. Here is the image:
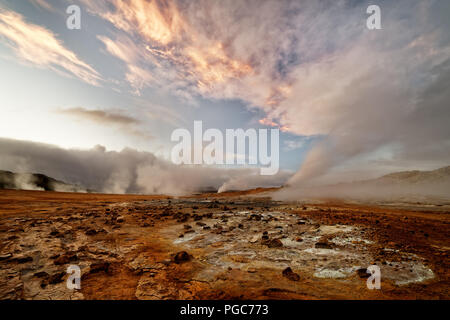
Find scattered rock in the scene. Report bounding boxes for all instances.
[0,253,12,261]
[116,216,125,223]
[33,271,49,278]
[14,255,33,264]
[90,262,110,274]
[47,272,65,285]
[266,238,283,248]
[173,251,191,264]
[54,252,78,265]
[315,242,333,249]
[356,268,370,278]
[282,267,300,281]
[85,228,98,236]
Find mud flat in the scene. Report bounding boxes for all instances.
[0,189,448,299]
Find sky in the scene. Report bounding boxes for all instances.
[0,0,449,195]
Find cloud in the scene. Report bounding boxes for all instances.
[58,107,139,126]
[56,107,153,139]
[3,1,448,198]
[0,137,291,195]
[78,0,450,194]
[0,9,101,85]
[83,0,256,96]
[29,0,60,14]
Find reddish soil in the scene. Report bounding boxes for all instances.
[0,189,448,300]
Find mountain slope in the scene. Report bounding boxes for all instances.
[0,170,86,193]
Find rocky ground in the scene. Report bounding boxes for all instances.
[0,189,449,300]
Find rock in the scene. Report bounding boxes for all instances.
[250,214,261,221]
[196,222,206,227]
[15,255,33,264]
[173,251,190,264]
[296,237,303,242]
[49,229,61,237]
[90,262,110,274]
[0,253,12,261]
[282,267,300,281]
[116,216,125,223]
[266,238,283,248]
[47,272,65,285]
[85,228,98,235]
[356,268,370,278]
[183,225,192,230]
[54,252,78,265]
[34,271,49,278]
[315,242,333,249]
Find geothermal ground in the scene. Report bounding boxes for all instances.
[0,189,449,300]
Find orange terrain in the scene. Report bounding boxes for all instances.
[0,189,449,300]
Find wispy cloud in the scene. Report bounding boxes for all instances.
[0,9,101,85]
[57,107,153,139]
[29,0,59,14]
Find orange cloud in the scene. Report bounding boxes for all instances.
[259,118,290,132]
[90,0,252,93]
[100,0,184,46]
[0,9,101,86]
[185,43,252,88]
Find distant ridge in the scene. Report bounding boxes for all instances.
[375,166,450,185]
[0,170,87,193]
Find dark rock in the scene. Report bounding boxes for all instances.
[356,268,370,278]
[34,271,49,278]
[173,251,191,264]
[54,252,78,265]
[266,239,283,248]
[85,228,98,236]
[47,272,65,284]
[282,267,300,281]
[49,229,61,237]
[315,242,333,249]
[0,253,12,261]
[90,262,110,274]
[15,256,33,263]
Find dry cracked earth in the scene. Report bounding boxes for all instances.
[0,189,449,300]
